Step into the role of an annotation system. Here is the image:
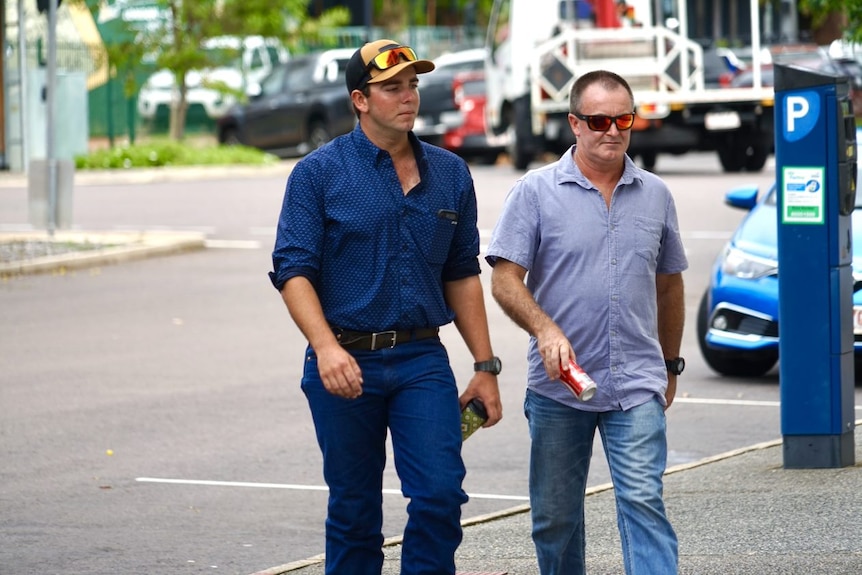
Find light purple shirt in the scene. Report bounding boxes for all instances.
[486,147,688,411]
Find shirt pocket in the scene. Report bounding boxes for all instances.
[420,209,459,265]
[633,216,663,269]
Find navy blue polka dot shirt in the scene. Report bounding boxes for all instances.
[269,124,481,332]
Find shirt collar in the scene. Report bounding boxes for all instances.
[350,124,429,176]
[556,144,643,189]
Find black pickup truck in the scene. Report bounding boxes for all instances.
[217,48,356,157]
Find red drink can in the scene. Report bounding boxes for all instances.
[559,358,597,401]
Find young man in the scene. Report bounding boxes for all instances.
[486,70,686,575]
[269,40,502,575]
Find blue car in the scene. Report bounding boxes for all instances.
[697,167,862,377]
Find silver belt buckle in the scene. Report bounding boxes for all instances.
[370,331,398,350]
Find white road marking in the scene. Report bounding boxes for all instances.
[204,239,261,249]
[675,397,780,407]
[682,230,733,240]
[136,477,529,501]
[675,397,862,410]
[136,405,860,501]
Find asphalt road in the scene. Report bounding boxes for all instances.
[1,151,859,575]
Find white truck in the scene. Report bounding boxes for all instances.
[484,0,773,171]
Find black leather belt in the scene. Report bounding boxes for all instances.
[333,327,440,351]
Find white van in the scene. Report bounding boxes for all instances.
[137,35,289,122]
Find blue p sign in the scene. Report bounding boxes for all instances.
[783,92,820,142]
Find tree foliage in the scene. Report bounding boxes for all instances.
[799,0,862,44]
[79,0,349,141]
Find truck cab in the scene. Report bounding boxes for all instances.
[485,0,774,172]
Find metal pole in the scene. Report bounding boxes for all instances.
[16,0,28,172]
[750,0,762,89]
[46,0,57,235]
[364,0,372,42]
[678,0,688,88]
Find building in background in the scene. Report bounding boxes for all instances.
[2,0,97,171]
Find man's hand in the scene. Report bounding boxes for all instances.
[664,373,677,410]
[536,324,576,381]
[314,343,364,399]
[460,372,502,427]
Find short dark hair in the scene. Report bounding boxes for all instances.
[569,70,634,114]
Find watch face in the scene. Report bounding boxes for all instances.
[667,358,685,374]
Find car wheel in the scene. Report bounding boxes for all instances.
[221,126,241,146]
[640,151,657,171]
[696,290,778,377]
[479,151,501,165]
[308,121,331,150]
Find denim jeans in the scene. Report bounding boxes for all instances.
[302,337,468,575]
[524,390,678,575]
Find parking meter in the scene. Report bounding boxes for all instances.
[774,64,857,468]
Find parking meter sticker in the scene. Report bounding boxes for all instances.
[782,166,825,224]
[783,91,820,142]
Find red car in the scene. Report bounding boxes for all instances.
[414,50,505,164]
[440,70,504,164]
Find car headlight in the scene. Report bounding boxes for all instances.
[720,246,777,279]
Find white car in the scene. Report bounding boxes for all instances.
[137,35,289,122]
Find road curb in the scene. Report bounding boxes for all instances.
[0,161,299,189]
[0,230,207,276]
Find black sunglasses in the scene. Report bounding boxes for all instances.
[574,112,636,132]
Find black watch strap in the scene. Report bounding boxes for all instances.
[474,356,502,375]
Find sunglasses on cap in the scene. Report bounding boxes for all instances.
[574,112,636,132]
[366,46,419,72]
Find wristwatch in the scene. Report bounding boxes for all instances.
[665,357,685,375]
[474,356,502,375]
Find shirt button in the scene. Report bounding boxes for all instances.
[611,259,617,265]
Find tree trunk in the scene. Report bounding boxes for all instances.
[169,82,188,141]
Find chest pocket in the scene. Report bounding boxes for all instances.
[419,209,458,264]
[634,216,663,268]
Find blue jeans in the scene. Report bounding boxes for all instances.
[302,338,468,575]
[524,390,678,575]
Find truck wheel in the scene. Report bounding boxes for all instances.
[717,144,744,173]
[640,151,657,171]
[508,127,534,170]
[744,144,769,172]
[509,96,536,171]
[308,121,332,150]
